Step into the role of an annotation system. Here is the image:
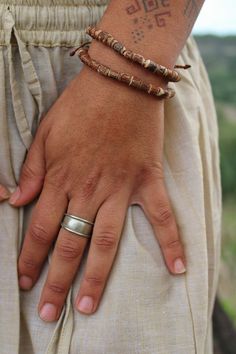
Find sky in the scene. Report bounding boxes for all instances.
[193,0,236,35]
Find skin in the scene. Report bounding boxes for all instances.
[5,0,204,322]
[0,184,10,201]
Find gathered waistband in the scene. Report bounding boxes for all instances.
[0,0,109,46]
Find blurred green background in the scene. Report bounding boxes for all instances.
[195,35,236,327]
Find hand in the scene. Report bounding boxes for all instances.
[0,184,10,201]
[9,64,186,323]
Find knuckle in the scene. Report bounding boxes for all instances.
[84,274,104,287]
[20,254,38,271]
[102,169,130,195]
[112,168,132,193]
[44,174,68,194]
[56,238,82,261]
[80,172,101,201]
[114,168,129,184]
[47,282,67,295]
[0,184,6,194]
[29,223,51,246]
[21,162,37,181]
[153,204,173,227]
[138,162,164,186]
[165,239,182,250]
[93,231,117,251]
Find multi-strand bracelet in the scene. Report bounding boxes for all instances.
[86,26,190,83]
[71,43,175,99]
[71,26,190,100]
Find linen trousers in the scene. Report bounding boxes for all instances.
[0,1,222,353]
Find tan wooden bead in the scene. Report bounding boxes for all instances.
[71,43,175,99]
[86,25,190,82]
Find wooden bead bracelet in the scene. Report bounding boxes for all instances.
[70,43,175,99]
[86,26,190,83]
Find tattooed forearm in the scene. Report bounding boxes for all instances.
[88,0,205,74]
[154,11,171,27]
[125,0,172,43]
[125,0,204,45]
[142,0,170,12]
[126,0,170,15]
[183,0,203,27]
[126,0,141,15]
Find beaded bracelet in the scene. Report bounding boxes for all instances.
[70,43,175,99]
[86,26,190,83]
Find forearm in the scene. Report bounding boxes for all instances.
[87,0,204,86]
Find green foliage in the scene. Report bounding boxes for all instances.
[217,106,236,199]
[196,35,236,200]
[222,199,236,265]
[196,35,236,324]
[195,35,236,106]
[221,199,236,327]
[221,298,236,326]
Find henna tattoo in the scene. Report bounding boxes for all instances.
[183,0,202,27]
[133,15,153,29]
[154,11,171,27]
[126,0,171,15]
[184,0,198,17]
[131,27,145,43]
[161,0,170,6]
[142,0,170,12]
[126,0,172,44]
[142,0,159,12]
[126,0,141,15]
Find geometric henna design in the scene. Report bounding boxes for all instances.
[131,27,145,43]
[161,0,170,7]
[142,0,170,12]
[126,0,141,15]
[142,0,159,12]
[184,0,198,17]
[154,11,171,27]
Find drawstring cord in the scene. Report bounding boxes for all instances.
[5,8,43,150]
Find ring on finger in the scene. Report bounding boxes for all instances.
[61,214,94,239]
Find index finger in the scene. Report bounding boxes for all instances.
[18,184,68,290]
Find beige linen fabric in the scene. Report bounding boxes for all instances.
[0,1,222,354]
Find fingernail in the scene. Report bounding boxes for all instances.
[39,303,58,322]
[77,296,94,314]
[9,186,21,205]
[19,275,33,290]
[174,258,186,274]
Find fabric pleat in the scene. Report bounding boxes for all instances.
[0,2,221,353]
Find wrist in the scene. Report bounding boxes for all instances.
[92,3,178,69]
[72,61,165,113]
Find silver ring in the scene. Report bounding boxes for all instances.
[61,214,94,239]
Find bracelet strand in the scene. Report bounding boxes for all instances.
[86,26,190,82]
[70,43,175,99]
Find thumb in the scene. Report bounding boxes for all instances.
[9,139,45,207]
[0,184,11,202]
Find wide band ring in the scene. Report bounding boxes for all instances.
[61,214,94,239]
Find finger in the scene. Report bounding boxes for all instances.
[139,178,186,275]
[18,183,68,290]
[75,188,129,315]
[0,184,10,201]
[38,198,99,322]
[9,137,45,207]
